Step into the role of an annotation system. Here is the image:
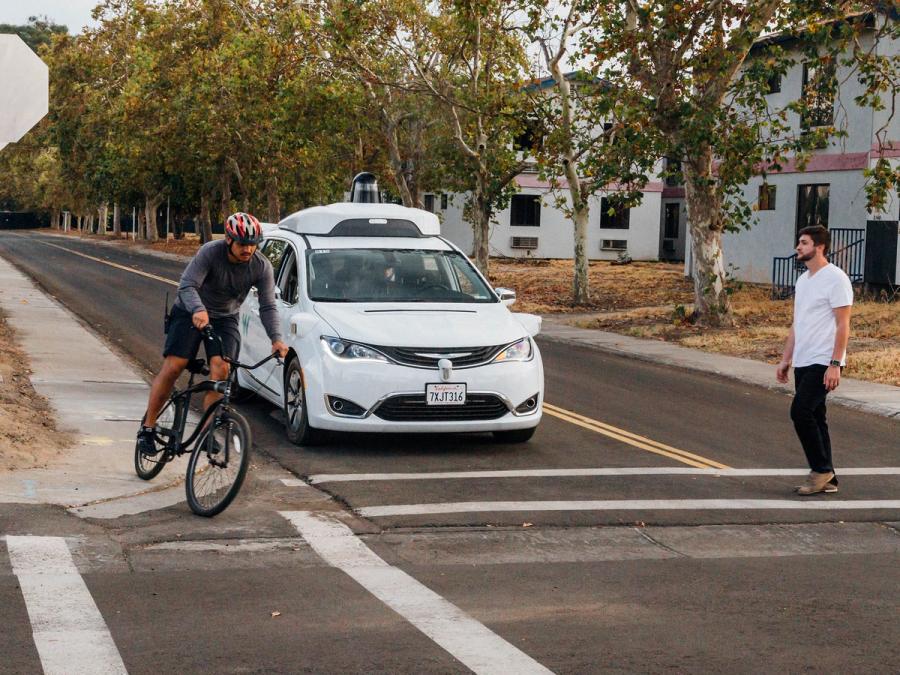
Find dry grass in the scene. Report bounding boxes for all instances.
[488,258,694,314]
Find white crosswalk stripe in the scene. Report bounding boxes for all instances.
[6,536,127,675]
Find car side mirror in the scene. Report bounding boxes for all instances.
[495,287,516,307]
[289,312,318,338]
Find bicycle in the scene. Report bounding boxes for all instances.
[135,325,281,517]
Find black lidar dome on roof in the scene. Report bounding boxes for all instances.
[349,172,381,203]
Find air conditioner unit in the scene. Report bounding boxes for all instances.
[511,236,539,249]
[601,239,627,251]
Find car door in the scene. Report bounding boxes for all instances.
[252,245,299,399]
[241,238,288,397]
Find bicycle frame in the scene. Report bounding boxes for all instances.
[156,328,280,461]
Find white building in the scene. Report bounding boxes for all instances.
[683,11,900,287]
[437,173,668,262]
[436,14,899,288]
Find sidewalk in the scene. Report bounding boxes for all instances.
[539,316,900,420]
[0,255,190,509]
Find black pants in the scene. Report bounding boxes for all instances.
[791,364,837,478]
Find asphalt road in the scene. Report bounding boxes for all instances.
[1,229,898,674]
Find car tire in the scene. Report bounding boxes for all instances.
[492,427,536,444]
[283,357,322,446]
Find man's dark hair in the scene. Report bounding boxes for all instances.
[798,225,830,254]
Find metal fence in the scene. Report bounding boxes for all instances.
[771,228,865,299]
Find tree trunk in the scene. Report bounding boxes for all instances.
[77,215,83,233]
[266,172,280,223]
[471,180,490,274]
[572,202,590,305]
[50,210,60,230]
[145,193,164,242]
[683,150,733,327]
[173,209,184,239]
[112,203,121,236]
[220,168,232,225]
[200,192,213,244]
[98,204,108,234]
[138,209,146,240]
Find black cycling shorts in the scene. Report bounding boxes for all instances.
[163,305,241,362]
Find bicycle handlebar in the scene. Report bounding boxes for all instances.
[201,325,283,371]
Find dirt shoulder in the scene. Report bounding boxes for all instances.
[490,259,899,388]
[0,308,72,472]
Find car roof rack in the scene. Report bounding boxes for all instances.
[278,202,441,237]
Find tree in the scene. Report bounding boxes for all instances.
[0,15,68,51]
[524,3,652,305]
[584,2,900,326]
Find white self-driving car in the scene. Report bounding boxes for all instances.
[237,195,544,445]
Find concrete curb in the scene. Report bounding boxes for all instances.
[539,319,900,420]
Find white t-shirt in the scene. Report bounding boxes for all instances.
[792,263,854,368]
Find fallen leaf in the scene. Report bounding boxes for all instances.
[271,611,281,618]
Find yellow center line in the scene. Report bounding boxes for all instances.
[543,402,730,470]
[30,236,179,286]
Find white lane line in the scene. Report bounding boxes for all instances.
[5,536,128,675]
[357,499,900,518]
[301,467,900,484]
[31,237,179,286]
[280,511,553,675]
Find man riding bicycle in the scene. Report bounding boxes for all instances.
[137,212,289,456]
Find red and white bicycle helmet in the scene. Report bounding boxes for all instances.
[224,212,263,245]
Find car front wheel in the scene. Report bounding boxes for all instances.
[283,357,322,446]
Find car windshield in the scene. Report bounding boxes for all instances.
[307,248,496,303]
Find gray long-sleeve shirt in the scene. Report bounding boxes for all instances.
[175,240,282,342]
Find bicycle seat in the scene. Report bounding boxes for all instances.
[187,358,209,375]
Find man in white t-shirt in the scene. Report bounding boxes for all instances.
[776,226,854,495]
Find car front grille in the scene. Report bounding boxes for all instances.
[372,394,510,421]
[374,345,505,369]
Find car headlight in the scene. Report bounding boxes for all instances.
[321,336,389,362]
[492,337,533,363]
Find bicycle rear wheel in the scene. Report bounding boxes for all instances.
[185,411,251,517]
[135,399,179,480]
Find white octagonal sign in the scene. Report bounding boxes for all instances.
[0,34,49,145]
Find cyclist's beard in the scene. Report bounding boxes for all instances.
[228,242,253,263]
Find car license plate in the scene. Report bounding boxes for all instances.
[426,383,466,405]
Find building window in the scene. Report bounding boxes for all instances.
[664,158,682,187]
[510,194,541,227]
[758,184,776,211]
[796,184,829,232]
[440,193,448,210]
[514,119,542,153]
[766,72,781,94]
[801,61,835,129]
[423,194,435,212]
[600,196,630,229]
[663,203,680,239]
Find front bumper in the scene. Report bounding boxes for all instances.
[303,343,544,433]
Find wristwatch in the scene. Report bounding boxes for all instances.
[829,359,841,367]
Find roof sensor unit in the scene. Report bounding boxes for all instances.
[349,172,381,203]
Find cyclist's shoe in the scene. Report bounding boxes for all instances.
[136,426,160,457]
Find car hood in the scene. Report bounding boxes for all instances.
[313,303,529,348]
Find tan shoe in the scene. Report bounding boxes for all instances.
[797,471,836,495]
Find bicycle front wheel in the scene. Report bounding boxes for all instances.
[185,411,252,517]
[135,400,179,480]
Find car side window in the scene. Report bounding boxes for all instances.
[261,239,288,280]
[278,247,299,305]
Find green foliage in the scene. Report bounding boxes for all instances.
[0,15,68,52]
